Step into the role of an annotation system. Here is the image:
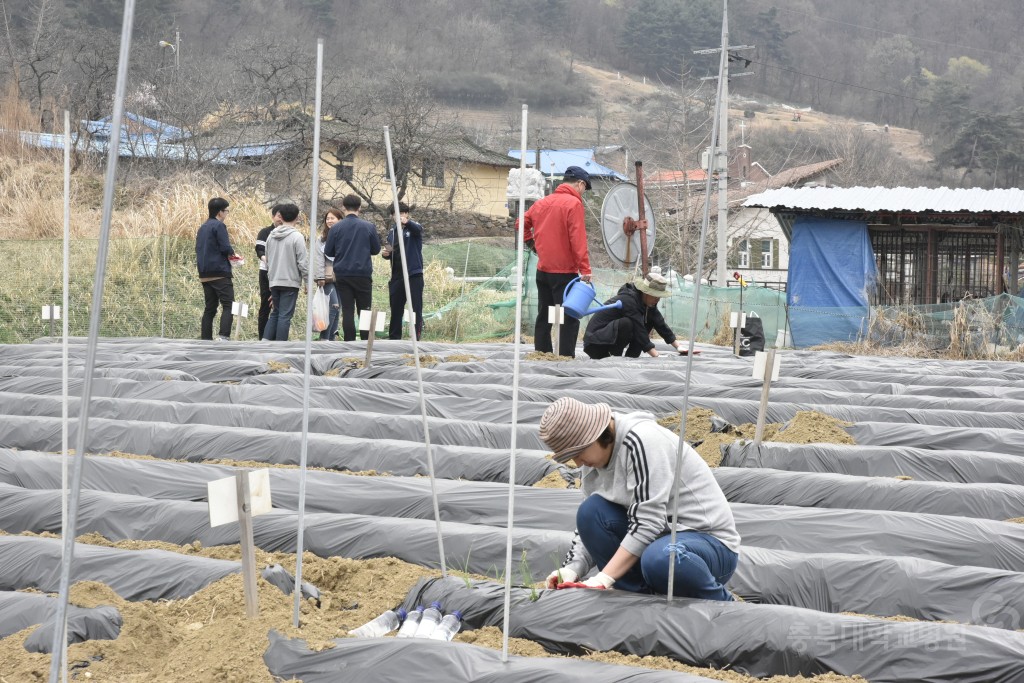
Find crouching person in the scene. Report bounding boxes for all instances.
[583,272,685,358]
[537,397,740,600]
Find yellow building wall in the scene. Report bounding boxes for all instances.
[318,148,509,218]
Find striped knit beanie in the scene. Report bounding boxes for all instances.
[539,397,612,463]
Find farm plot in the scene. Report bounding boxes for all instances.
[1,339,1023,682]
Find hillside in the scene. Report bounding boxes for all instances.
[455,59,932,184]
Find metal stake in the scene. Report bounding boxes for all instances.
[48,2,136,679]
[501,103,529,662]
[292,37,324,629]
[384,126,446,579]
[665,9,730,604]
[60,107,70,683]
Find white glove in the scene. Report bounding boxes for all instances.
[544,567,578,589]
[579,571,616,589]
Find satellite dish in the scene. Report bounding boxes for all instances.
[599,181,655,270]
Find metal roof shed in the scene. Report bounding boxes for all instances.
[744,186,1024,305]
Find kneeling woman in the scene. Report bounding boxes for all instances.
[538,397,739,599]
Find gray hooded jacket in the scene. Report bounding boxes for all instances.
[561,410,741,578]
[266,225,309,289]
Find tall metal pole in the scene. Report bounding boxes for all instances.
[715,0,730,288]
[60,107,70,683]
[665,10,729,604]
[61,109,70,549]
[501,104,529,662]
[384,126,447,578]
[293,37,323,628]
[174,30,179,70]
[453,241,470,343]
[160,226,168,337]
[48,2,135,680]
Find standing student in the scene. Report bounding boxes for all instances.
[262,203,309,341]
[254,205,283,340]
[537,397,740,599]
[381,202,424,340]
[324,194,381,341]
[314,208,343,341]
[518,166,593,357]
[196,197,236,341]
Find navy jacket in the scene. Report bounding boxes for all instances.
[195,218,234,278]
[383,219,424,280]
[584,282,676,353]
[324,214,381,278]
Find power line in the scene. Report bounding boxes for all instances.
[770,5,1023,61]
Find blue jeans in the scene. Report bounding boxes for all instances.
[319,283,339,341]
[576,494,737,600]
[264,287,298,341]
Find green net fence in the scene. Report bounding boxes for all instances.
[4,237,1023,355]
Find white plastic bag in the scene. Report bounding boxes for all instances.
[311,286,329,333]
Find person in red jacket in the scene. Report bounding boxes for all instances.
[520,165,593,357]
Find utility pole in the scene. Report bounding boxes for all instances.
[696,0,753,286]
[716,16,730,290]
[534,128,543,193]
[174,30,180,70]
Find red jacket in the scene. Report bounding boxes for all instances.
[519,183,591,276]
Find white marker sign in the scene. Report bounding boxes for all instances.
[41,306,61,320]
[359,309,387,332]
[231,302,249,317]
[547,306,565,324]
[751,350,782,382]
[207,469,272,527]
[729,312,747,329]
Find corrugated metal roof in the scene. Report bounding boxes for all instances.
[743,186,1024,213]
[12,129,284,165]
[507,148,627,180]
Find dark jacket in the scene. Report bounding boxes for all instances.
[255,224,275,273]
[584,282,676,353]
[324,214,381,278]
[196,218,234,279]
[382,219,424,279]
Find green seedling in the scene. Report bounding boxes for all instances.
[518,550,540,602]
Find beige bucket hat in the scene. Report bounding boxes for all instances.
[634,272,672,298]
[539,397,613,464]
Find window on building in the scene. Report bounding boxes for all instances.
[738,239,749,268]
[761,239,773,268]
[421,158,445,188]
[335,145,355,181]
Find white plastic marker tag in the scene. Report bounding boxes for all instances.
[207,469,272,527]
[752,350,782,382]
[547,306,565,324]
[231,302,249,317]
[41,306,61,320]
[358,309,387,332]
[402,310,415,324]
[729,312,747,329]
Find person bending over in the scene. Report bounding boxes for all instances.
[537,397,739,600]
[583,272,685,359]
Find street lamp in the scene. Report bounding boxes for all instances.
[158,31,179,70]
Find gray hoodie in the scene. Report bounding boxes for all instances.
[266,225,309,289]
[561,410,741,579]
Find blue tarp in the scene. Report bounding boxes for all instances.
[787,217,877,347]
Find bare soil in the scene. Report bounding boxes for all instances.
[0,535,863,682]
[657,408,854,467]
